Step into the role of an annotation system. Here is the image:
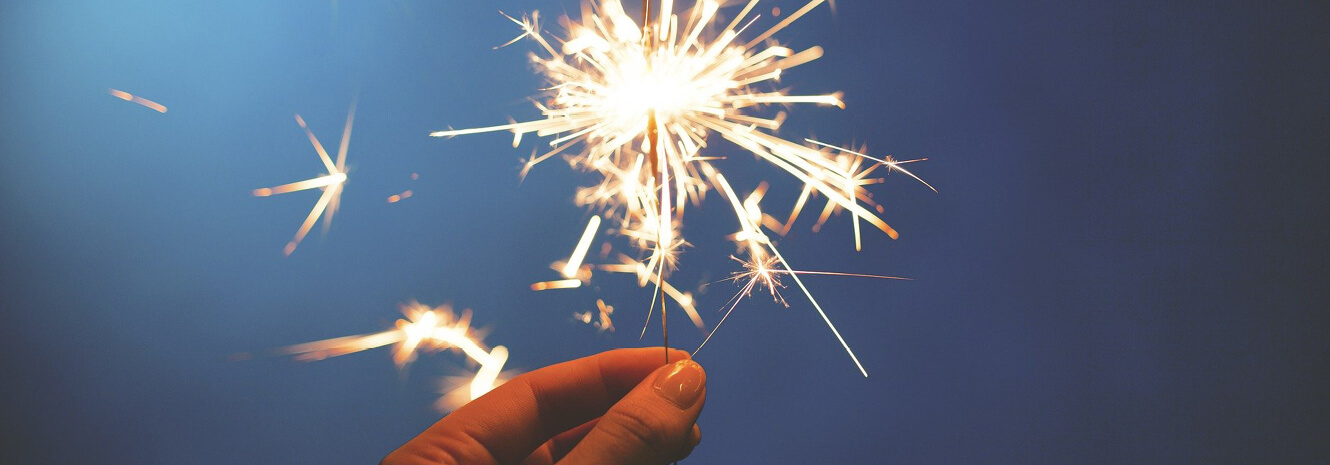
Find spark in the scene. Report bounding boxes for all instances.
[278,301,513,411]
[574,299,617,332]
[531,279,583,291]
[254,99,356,256]
[563,215,602,278]
[693,255,913,362]
[108,88,167,113]
[433,0,933,376]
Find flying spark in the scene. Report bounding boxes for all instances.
[574,299,616,332]
[108,88,167,113]
[278,301,513,411]
[432,0,933,376]
[254,100,356,256]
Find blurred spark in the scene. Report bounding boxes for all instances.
[574,299,617,332]
[388,172,420,203]
[108,88,167,113]
[279,301,512,411]
[693,254,913,357]
[531,279,582,291]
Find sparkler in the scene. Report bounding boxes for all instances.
[254,100,356,256]
[431,0,933,376]
[278,301,512,411]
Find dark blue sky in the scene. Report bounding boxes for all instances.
[2,1,1327,463]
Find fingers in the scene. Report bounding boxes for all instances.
[383,347,688,465]
[685,424,702,455]
[519,419,598,465]
[559,359,707,465]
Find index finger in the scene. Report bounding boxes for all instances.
[385,347,689,465]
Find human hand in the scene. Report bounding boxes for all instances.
[382,347,706,465]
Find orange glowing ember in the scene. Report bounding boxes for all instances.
[279,301,513,411]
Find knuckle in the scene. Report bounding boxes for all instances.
[380,430,482,465]
[602,402,684,457]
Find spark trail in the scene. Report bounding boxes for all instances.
[278,301,512,411]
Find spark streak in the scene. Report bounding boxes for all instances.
[574,299,616,332]
[108,88,167,113]
[531,279,582,291]
[255,100,356,256]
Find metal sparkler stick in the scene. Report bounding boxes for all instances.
[642,0,671,366]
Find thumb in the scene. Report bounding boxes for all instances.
[559,359,707,465]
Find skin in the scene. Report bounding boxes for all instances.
[383,347,706,465]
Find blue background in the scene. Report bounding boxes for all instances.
[2,1,1327,463]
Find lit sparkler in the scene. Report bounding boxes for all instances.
[432,0,933,376]
[278,301,512,411]
[254,100,356,256]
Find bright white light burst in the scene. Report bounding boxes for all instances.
[432,0,933,377]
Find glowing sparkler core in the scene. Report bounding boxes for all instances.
[433,0,934,377]
[279,301,511,410]
[255,101,356,256]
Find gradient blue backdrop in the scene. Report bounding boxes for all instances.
[2,1,1327,463]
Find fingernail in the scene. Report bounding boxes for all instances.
[653,360,705,409]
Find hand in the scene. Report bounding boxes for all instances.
[382,347,706,465]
